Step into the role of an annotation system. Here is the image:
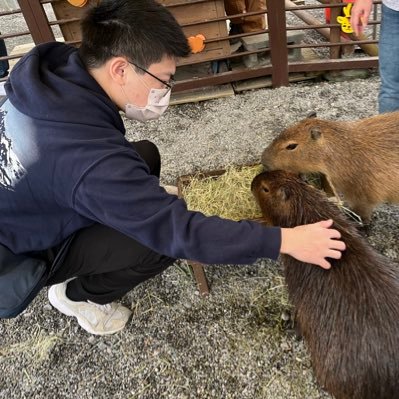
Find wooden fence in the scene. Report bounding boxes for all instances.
[0,0,380,93]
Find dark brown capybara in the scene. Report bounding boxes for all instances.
[251,170,399,399]
[260,112,399,223]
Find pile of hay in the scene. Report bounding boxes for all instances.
[181,164,264,221]
[181,166,363,225]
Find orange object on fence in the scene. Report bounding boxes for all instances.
[187,34,206,53]
[67,0,88,7]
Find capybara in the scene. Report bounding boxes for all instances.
[260,112,399,223]
[251,170,399,399]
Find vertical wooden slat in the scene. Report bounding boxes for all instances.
[267,0,289,87]
[329,0,342,59]
[190,262,210,296]
[18,0,54,44]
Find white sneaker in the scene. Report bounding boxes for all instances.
[163,184,179,196]
[48,281,132,335]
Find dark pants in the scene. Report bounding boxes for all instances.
[46,140,175,304]
[0,37,9,78]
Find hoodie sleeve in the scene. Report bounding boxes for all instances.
[72,149,281,265]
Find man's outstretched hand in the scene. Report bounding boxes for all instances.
[280,219,346,269]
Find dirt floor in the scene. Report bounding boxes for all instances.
[0,3,398,399]
[1,71,398,399]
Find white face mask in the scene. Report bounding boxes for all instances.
[125,87,171,122]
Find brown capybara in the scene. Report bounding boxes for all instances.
[251,170,399,399]
[260,112,399,223]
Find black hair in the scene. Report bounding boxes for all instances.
[79,0,190,69]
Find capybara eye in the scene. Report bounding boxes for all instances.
[286,143,298,150]
[262,187,269,193]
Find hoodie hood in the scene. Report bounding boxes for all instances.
[5,42,123,131]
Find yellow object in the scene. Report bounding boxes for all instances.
[187,34,206,54]
[67,0,88,7]
[337,3,354,33]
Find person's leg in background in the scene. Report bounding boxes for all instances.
[0,36,9,79]
[224,0,266,34]
[241,0,267,33]
[224,0,267,46]
[47,140,176,335]
[224,0,246,36]
[378,4,399,113]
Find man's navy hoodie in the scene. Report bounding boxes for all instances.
[0,42,281,265]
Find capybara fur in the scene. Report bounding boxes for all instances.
[261,112,399,223]
[251,170,399,399]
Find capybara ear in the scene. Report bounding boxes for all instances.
[310,127,321,140]
[278,187,291,202]
[307,111,317,119]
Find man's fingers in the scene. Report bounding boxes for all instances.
[330,240,346,251]
[317,219,333,228]
[318,259,331,270]
[327,249,343,260]
[327,228,342,240]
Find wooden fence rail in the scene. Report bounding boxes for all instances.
[0,0,380,90]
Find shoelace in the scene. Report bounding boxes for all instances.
[88,301,113,313]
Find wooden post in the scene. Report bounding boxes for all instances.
[18,0,54,44]
[190,261,210,296]
[329,0,342,59]
[267,0,289,87]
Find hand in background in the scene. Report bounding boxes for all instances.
[350,0,373,36]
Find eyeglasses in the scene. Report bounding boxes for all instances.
[129,61,175,90]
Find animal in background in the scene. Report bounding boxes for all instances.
[260,112,399,223]
[251,170,399,399]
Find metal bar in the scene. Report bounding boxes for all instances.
[18,0,55,44]
[313,0,381,6]
[285,0,379,56]
[48,18,81,25]
[205,28,269,44]
[0,31,31,40]
[286,21,380,31]
[173,65,274,92]
[329,0,342,59]
[11,0,381,94]
[158,0,210,7]
[172,56,377,93]
[64,40,81,46]
[189,262,210,296]
[285,1,380,11]
[268,0,289,87]
[0,53,30,61]
[0,10,22,16]
[288,57,378,72]
[288,40,378,48]
[285,0,332,40]
[179,10,267,27]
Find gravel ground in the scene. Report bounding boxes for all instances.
[1,73,398,399]
[0,4,398,399]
